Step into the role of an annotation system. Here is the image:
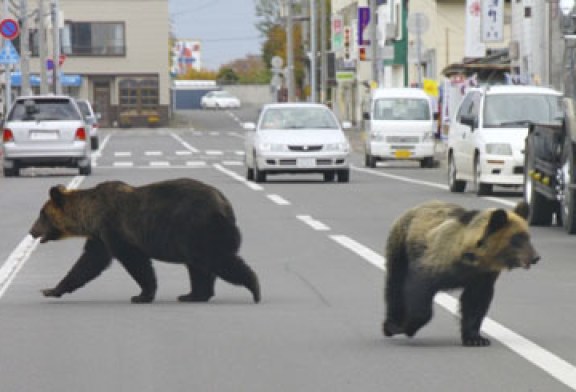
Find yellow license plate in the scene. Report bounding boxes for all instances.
[394,150,411,159]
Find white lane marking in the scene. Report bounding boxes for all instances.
[0,177,85,300]
[330,234,576,390]
[353,165,517,208]
[267,194,291,206]
[145,151,163,156]
[235,151,245,156]
[176,150,193,156]
[113,162,134,167]
[114,151,131,157]
[213,163,263,191]
[206,150,224,155]
[296,215,330,231]
[222,161,243,166]
[150,161,170,167]
[186,161,208,167]
[170,132,199,153]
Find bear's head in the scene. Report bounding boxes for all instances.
[30,185,78,243]
[461,202,540,271]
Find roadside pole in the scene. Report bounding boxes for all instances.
[285,0,295,102]
[39,0,48,94]
[51,0,61,94]
[3,0,11,112]
[20,0,30,96]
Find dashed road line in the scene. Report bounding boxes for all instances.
[296,215,330,231]
[267,194,291,206]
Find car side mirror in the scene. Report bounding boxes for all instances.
[433,112,439,121]
[243,122,256,130]
[341,121,352,129]
[460,114,477,130]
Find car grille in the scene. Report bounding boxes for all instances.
[386,136,419,143]
[288,145,323,152]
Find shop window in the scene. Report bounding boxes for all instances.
[62,22,125,56]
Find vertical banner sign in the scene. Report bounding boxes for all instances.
[481,0,504,42]
[465,0,486,58]
[332,15,343,51]
[357,7,370,45]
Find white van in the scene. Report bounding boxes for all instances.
[447,85,563,196]
[363,88,437,168]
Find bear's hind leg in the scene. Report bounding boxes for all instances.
[383,251,409,337]
[460,274,498,347]
[210,254,260,303]
[178,265,216,302]
[112,244,157,304]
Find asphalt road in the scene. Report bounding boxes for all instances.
[0,107,575,391]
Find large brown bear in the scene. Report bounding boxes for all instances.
[29,178,260,304]
[382,200,539,346]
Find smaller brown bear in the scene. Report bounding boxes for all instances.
[29,178,260,304]
[383,200,539,346]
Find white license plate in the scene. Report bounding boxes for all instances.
[30,131,58,140]
[297,158,316,168]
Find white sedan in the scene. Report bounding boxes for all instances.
[200,91,241,109]
[244,103,351,183]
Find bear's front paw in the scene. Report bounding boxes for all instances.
[131,294,154,304]
[382,320,404,337]
[41,288,62,298]
[178,293,212,302]
[462,334,491,347]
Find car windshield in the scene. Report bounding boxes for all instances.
[260,107,339,130]
[8,99,82,121]
[213,91,233,98]
[483,94,564,127]
[373,98,430,120]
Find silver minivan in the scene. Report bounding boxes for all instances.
[1,95,92,177]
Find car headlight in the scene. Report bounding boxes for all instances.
[325,142,349,152]
[370,132,385,141]
[485,143,512,155]
[258,143,286,152]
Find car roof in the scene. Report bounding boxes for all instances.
[15,95,74,101]
[371,88,429,99]
[262,103,331,110]
[469,85,562,96]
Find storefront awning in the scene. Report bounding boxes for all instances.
[10,72,82,87]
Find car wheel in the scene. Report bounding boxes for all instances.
[324,171,336,182]
[560,139,576,233]
[79,163,92,176]
[365,152,376,168]
[524,133,555,226]
[337,169,350,183]
[448,154,466,192]
[253,153,266,183]
[420,157,434,168]
[245,161,254,181]
[91,136,99,150]
[474,155,492,196]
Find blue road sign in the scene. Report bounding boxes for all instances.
[0,40,20,65]
[0,18,19,40]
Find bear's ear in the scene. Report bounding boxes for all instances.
[486,209,508,235]
[49,185,67,209]
[513,201,530,220]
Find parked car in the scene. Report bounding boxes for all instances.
[76,99,100,150]
[363,87,437,168]
[1,95,92,177]
[201,90,241,109]
[243,103,351,183]
[447,85,563,195]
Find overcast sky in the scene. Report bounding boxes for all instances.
[169,0,263,70]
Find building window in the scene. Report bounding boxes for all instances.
[119,78,159,114]
[62,22,125,56]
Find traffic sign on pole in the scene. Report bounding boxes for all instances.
[0,40,20,64]
[0,18,20,40]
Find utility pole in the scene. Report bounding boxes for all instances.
[20,0,30,95]
[310,0,317,102]
[51,0,61,94]
[285,0,295,102]
[369,0,378,86]
[3,0,12,111]
[39,0,48,94]
[320,0,326,104]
